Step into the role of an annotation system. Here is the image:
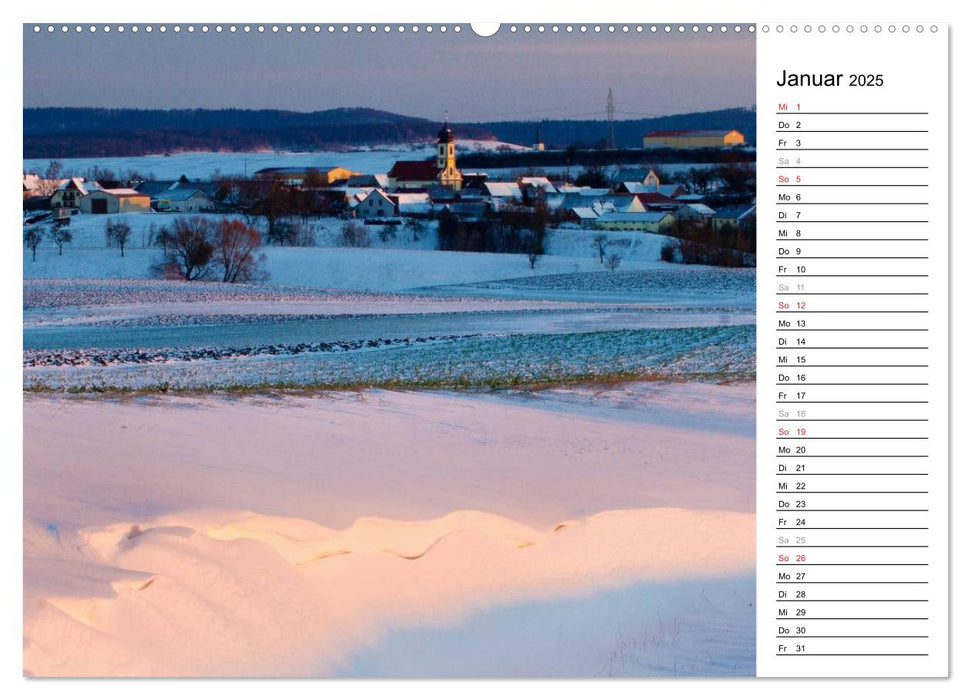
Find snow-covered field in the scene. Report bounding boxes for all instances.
[24,267,754,391]
[25,148,706,182]
[24,211,676,291]
[24,383,755,676]
[23,214,754,393]
[23,202,756,675]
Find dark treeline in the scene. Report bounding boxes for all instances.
[484,108,756,149]
[457,146,755,170]
[661,219,756,268]
[24,124,494,159]
[23,106,756,158]
[436,203,569,259]
[23,107,494,158]
[24,107,453,134]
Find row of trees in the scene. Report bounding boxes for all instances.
[22,226,68,261]
[23,216,267,282]
[30,160,155,195]
[23,218,130,261]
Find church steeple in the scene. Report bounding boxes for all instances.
[437,120,455,144]
[435,114,462,191]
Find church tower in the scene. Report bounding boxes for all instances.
[435,120,463,191]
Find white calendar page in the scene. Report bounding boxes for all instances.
[8,1,963,695]
[756,25,949,677]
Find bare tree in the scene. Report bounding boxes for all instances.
[86,166,118,185]
[255,181,296,244]
[105,219,133,257]
[527,250,541,270]
[48,225,72,255]
[592,233,608,264]
[43,159,63,182]
[339,221,371,248]
[379,222,398,243]
[24,227,43,262]
[688,167,714,194]
[37,160,64,197]
[215,218,267,283]
[605,253,623,271]
[405,217,426,242]
[153,217,216,280]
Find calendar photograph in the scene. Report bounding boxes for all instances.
[22,24,757,677]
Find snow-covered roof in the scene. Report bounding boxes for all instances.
[687,203,716,216]
[570,207,599,220]
[597,211,671,223]
[362,189,395,205]
[394,192,432,213]
[336,186,377,197]
[518,176,555,192]
[95,188,149,197]
[57,177,93,195]
[483,182,520,199]
[569,188,612,197]
[393,192,431,204]
[559,193,639,213]
[156,188,213,202]
[620,182,655,194]
[346,174,390,188]
[713,203,756,220]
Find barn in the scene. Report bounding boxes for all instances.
[642,129,746,149]
[80,189,151,214]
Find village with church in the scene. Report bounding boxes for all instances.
[23,117,755,262]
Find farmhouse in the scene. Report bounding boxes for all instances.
[356,189,397,220]
[50,178,98,210]
[482,182,522,208]
[80,188,151,214]
[642,129,746,149]
[153,188,215,213]
[595,211,674,233]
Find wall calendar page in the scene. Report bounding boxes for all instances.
[12,8,956,694]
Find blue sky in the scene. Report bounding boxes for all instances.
[23,25,754,121]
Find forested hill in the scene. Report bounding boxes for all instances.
[23,106,755,158]
[485,108,756,150]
